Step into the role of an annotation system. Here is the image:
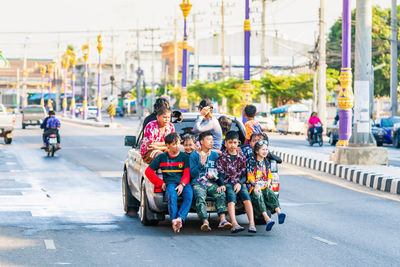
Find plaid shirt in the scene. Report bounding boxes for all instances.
[46,117,61,129]
[216,150,247,185]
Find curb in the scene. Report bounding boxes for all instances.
[273,150,400,196]
[60,117,121,128]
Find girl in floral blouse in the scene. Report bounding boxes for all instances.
[141,106,175,164]
[246,140,286,231]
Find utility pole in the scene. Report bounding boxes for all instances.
[136,29,142,119]
[261,0,268,70]
[56,40,61,112]
[313,68,318,111]
[151,28,156,106]
[318,0,327,126]
[16,69,20,112]
[111,33,116,101]
[350,0,375,145]
[174,18,178,88]
[193,13,199,80]
[391,0,398,116]
[221,0,226,80]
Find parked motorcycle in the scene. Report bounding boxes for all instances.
[308,124,323,147]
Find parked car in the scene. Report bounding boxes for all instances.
[87,106,98,119]
[0,104,15,144]
[257,113,275,132]
[373,117,400,145]
[122,113,281,226]
[326,122,385,146]
[21,105,47,129]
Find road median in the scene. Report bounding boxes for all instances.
[271,147,400,196]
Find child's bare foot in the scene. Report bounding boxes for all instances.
[175,217,183,232]
[171,219,178,233]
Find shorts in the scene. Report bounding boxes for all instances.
[142,149,163,164]
[225,183,251,203]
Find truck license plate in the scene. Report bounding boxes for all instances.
[206,201,216,212]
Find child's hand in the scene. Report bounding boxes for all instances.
[161,183,166,191]
[217,185,226,193]
[254,184,261,195]
[175,184,184,196]
[233,183,242,193]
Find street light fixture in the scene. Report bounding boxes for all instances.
[241,0,252,123]
[179,0,192,111]
[47,63,55,111]
[68,50,77,118]
[61,53,70,117]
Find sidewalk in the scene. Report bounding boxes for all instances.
[270,145,400,195]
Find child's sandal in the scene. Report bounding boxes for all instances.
[231,225,245,233]
[265,220,275,231]
[248,226,257,233]
[218,220,232,230]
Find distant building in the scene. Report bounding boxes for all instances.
[161,42,194,82]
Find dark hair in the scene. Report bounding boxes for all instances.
[218,116,232,135]
[154,98,170,114]
[182,134,196,143]
[244,105,257,118]
[199,131,213,141]
[225,131,239,141]
[250,132,266,142]
[253,140,269,157]
[165,132,180,145]
[49,110,55,116]
[310,112,317,118]
[156,106,172,116]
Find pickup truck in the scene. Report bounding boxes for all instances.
[122,113,280,226]
[0,104,14,144]
[21,105,47,129]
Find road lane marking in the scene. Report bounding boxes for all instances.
[44,239,56,250]
[284,164,400,203]
[312,236,337,245]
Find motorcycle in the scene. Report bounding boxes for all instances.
[43,132,59,157]
[308,124,323,147]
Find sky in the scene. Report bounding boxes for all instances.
[0,0,393,61]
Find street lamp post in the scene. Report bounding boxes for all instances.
[337,0,354,147]
[82,44,89,120]
[96,34,103,122]
[242,0,252,122]
[39,65,47,107]
[47,64,55,111]
[61,54,70,117]
[22,69,28,108]
[179,0,192,111]
[68,50,77,118]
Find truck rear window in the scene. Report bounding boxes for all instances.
[24,107,45,113]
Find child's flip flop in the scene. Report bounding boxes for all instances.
[248,226,257,233]
[201,223,211,232]
[265,221,275,231]
[231,225,245,233]
[278,213,286,224]
[218,220,232,230]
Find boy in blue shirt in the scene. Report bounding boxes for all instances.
[190,131,231,232]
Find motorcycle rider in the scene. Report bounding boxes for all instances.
[308,112,323,142]
[41,110,61,149]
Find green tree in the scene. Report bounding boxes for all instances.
[327,5,400,96]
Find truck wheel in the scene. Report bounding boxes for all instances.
[329,134,336,146]
[140,180,159,226]
[376,141,383,147]
[4,136,12,145]
[22,124,26,129]
[394,134,400,148]
[123,170,139,215]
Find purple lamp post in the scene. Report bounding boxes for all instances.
[337,0,354,146]
[68,50,77,118]
[242,0,252,123]
[179,0,192,111]
[61,54,70,117]
[82,44,89,120]
[47,63,55,111]
[96,34,103,122]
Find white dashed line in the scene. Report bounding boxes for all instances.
[312,236,337,246]
[44,239,56,249]
[5,162,17,165]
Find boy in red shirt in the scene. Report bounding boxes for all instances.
[144,133,192,233]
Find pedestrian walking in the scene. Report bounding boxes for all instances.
[108,104,116,123]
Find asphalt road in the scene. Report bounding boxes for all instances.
[1,117,399,266]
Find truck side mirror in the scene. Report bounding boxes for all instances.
[125,136,137,148]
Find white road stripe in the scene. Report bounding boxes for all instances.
[44,239,56,249]
[312,236,337,246]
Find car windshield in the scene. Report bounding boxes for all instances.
[381,118,400,127]
[24,107,44,113]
